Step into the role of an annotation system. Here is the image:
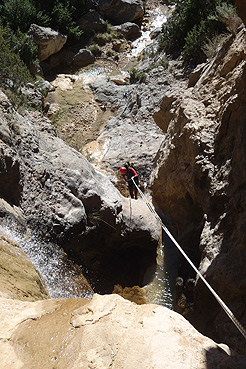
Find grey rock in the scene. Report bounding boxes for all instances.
[0,92,160,292]
[113,22,142,40]
[78,9,105,34]
[73,49,96,67]
[95,0,144,25]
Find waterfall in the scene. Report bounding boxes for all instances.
[0,225,93,299]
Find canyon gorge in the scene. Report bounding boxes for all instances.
[0,0,246,367]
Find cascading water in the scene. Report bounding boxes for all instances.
[130,7,167,58]
[0,225,93,299]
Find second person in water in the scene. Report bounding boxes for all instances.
[120,162,139,199]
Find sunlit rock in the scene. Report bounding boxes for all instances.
[1,293,243,369]
[28,24,67,62]
[95,0,144,25]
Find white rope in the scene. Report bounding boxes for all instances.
[132,178,246,340]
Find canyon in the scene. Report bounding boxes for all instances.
[0,0,246,367]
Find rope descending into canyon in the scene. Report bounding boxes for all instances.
[132,178,246,341]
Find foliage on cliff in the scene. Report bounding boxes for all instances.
[0,0,89,68]
[0,0,88,38]
[0,0,89,105]
[0,28,34,105]
[159,0,237,63]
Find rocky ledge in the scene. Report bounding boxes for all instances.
[1,293,245,369]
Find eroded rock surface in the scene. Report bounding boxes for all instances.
[0,89,160,293]
[1,293,244,369]
[150,27,246,353]
[91,65,173,182]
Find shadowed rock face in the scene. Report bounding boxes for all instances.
[150,28,246,353]
[95,0,144,25]
[0,89,160,293]
[237,0,246,25]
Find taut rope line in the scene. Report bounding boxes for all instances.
[132,178,246,340]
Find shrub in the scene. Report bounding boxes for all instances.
[158,0,234,62]
[88,44,101,56]
[215,2,242,34]
[0,27,34,106]
[51,2,83,41]
[202,33,229,58]
[130,68,147,83]
[0,0,49,32]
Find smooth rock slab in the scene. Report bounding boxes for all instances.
[1,293,243,369]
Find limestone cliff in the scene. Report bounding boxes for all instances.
[150,25,246,353]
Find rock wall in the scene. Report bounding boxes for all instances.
[150,27,246,353]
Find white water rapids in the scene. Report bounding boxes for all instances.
[130,7,167,57]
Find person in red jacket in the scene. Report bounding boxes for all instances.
[120,162,139,199]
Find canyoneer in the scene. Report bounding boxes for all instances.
[120,162,139,199]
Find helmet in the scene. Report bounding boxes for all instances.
[120,167,126,174]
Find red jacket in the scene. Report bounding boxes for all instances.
[122,166,138,182]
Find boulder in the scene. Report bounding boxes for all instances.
[28,24,67,62]
[1,293,244,369]
[113,21,142,40]
[78,9,105,34]
[95,0,144,25]
[73,48,96,67]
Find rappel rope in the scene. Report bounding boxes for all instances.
[131,178,246,340]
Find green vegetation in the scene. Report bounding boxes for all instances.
[0,0,89,107]
[93,22,120,46]
[158,0,238,63]
[0,28,34,106]
[130,68,147,83]
[0,0,89,39]
[88,44,102,56]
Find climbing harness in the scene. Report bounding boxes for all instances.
[131,178,246,340]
